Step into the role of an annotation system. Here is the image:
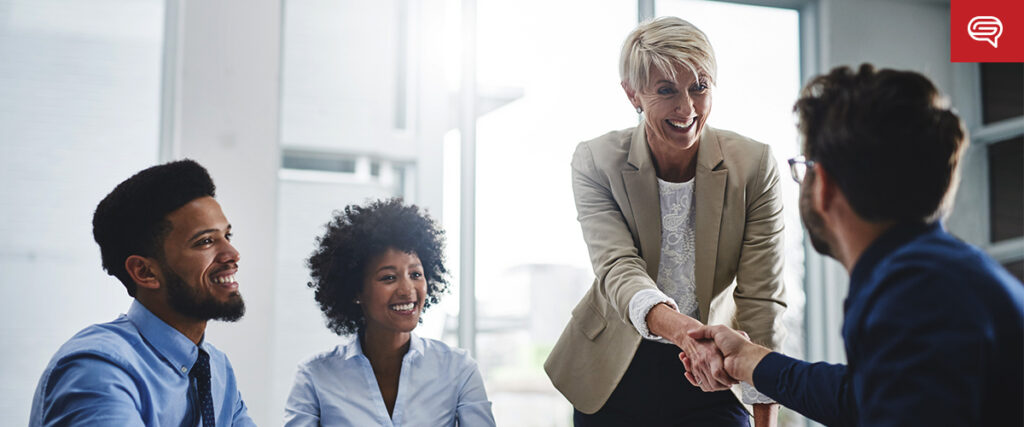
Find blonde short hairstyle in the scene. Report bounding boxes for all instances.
[620,17,717,91]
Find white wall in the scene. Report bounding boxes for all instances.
[170,0,282,425]
[820,0,952,93]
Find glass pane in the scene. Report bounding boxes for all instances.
[280,0,415,152]
[0,0,164,424]
[980,63,1024,125]
[988,136,1024,242]
[472,1,637,425]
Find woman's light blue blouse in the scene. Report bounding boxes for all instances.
[285,333,496,427]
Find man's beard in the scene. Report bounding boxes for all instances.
[162,263,245,322]
[799,175,834,258]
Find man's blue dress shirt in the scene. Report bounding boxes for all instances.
[285,333,496,426]
[753,222,1024,426]
[30,301,255,426]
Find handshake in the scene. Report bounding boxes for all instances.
[671,324,773,393]
[649,303,773,392]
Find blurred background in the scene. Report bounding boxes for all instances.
[1,0,1020,426]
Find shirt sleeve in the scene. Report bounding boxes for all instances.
[628,288,678,343]
[455,358,496,427]
[37,354,146,427]
[753,352,854,427]
[850,268,989,426]
[221,357,257,427]
[284,364,321,427]
[229,389,257,426]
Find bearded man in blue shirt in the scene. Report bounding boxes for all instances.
[30,159,256,426]
[684,64,1024,426]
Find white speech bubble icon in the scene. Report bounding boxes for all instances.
[968,16,1003,48]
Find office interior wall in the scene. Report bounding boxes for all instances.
[271,0,451,420]
[170,0,283,424]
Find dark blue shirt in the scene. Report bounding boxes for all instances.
[29,301,255,426]
[753,222,1024,426]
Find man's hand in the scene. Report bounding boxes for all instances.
[679,334,737,391]
[680,324,772,385]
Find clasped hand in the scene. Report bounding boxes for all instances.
[679,324,767,389]
[672,329,746,392]
[648,304,763,391]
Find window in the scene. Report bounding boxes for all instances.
[466,1,805,424]
[950,63,1024,283]
[988,136,1024,245]
[0,0,164,424]
[980,62,1024,281]
[980,63,1024,125]
[272,0,449,412]
[466,1,637,424]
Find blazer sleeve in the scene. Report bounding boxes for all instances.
[571,142,659,325]
[733,144,788,349]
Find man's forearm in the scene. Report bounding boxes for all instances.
[728,340,772,384]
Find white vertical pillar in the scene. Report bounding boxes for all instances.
[459,0,477,357]
[158,0,182,162]
[638,0,654,21]
[170,0,282,424]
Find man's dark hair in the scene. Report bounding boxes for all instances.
[795,64,967,223]
[307,198,449,336]
[92,159,216,296]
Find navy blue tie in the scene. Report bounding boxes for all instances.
[191,349,216,427]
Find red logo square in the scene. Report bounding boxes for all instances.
[951,0,1024,62]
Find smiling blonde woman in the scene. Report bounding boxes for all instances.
[544,17,788,427]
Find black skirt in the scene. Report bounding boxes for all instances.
[573,340,750,427]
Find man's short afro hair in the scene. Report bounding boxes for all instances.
[307,198,449,336]
[92,159,216,296]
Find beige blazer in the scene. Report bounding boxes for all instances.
[544,125,788,414]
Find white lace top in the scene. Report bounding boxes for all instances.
[627,177,773,404]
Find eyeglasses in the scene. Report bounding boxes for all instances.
[787,156,816,184]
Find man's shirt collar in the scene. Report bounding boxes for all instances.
[846,221,941,311]
[126,300,201,377]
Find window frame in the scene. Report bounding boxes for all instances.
[951,63,1024,267]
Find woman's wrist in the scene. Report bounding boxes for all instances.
[646,303,701,345]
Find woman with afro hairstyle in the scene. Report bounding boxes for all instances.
[284,198,495,427]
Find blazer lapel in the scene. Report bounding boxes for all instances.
[622,126,661,279]
[694,127,726,324]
